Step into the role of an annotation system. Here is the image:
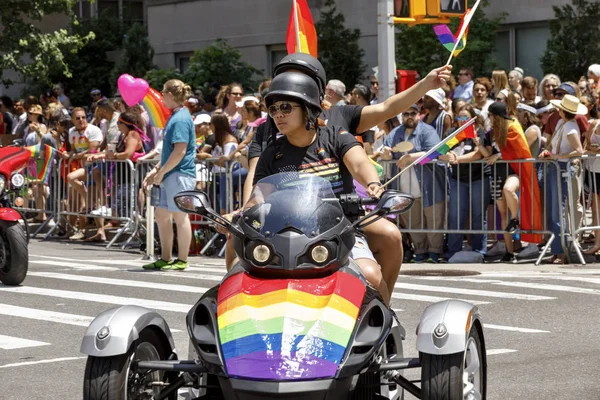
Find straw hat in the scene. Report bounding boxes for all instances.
[28,104,43,115]
[550,94,587,115]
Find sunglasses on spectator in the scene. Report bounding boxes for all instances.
[554,92,566,98]
[268,102,301,117]
[458,72,470,76]
[371,81,379,86]
[403,111,418,117]
[74,116,86,121]
[91,93,101,97]
[230,92,243,96]
[456,115,469,121]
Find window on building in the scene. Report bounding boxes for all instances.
[494,30,510,72]
[75,0,144,23]
[176,53,193,73]
[269,47,288,75]
[516,26,550,82]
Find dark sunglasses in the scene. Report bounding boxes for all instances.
[403,111,418,117]
[553,92,566,98]
[268,102,300,117]
[458,72,470,76]
[91,93,101,97]
[74,116,86,121]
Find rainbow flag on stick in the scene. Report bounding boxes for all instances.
[433,24,467,57]
[286,0,318,57]
[38,145,57,185]
[26,144,40,158]
[419,123,476,165]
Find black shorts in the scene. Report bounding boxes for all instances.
[490,163,515,200]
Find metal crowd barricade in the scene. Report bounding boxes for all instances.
[379,158,568,265]
[52,157,139,249]
[569,154,600,262]
[9,156,60,238]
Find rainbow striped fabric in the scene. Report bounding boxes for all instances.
[217,271,366,380]
[38,145,57,185]
[418,124,476,165]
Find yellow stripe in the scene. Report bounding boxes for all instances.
[220,290,359,318]
[218,302,357,331]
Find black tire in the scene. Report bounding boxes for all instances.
[0,221,28,286]
[83,329,175,400]
[420,326,486,400]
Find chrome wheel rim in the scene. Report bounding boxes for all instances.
[125,342,162,399]
[463,336,482,400]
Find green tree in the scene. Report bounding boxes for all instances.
[395,0,504,78]
[541,0,600,82]
[183,39,263,92]
[0,0,94,87]
[315,0,367,88]
[144,67,184,91]
[110,23,155,93]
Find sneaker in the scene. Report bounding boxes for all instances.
[517,243,539,259]
[412,253,428,263]
[142,259,172,270]
[501,252,518,263]
[90,206,112,217]
[161,259,188,271]
[426,253,440,263]
[487,241,506,257]
[69,231,85,240]
[505,218,520,233]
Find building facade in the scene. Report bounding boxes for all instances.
[146,0,570,84]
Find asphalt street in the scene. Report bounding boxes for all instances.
[1,239,600,399]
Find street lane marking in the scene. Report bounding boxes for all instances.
[0,334,50,350]
[483,324,550,333]
[390,292,490,305]
[0,286,197,313]
[394,282,556,301]
[0,304,93,326]
[486,349,518,356]
[0,356,85,369]
[30,254,226,269]
[29,260,118,271]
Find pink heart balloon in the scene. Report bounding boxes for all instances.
[117,74,149,106]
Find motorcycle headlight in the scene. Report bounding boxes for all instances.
[311,245,329,264]
[11,173,24,189]
[252,244,272,265]
[0,175,5,192]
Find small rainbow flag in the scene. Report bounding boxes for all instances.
[217,270,365,380]
[37,145,57,185]
[433,24,467,57]
[419,124,476,165]
[26,144,40,158]
[286,0,318,57]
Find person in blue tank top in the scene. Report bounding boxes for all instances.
[143,79,196,271]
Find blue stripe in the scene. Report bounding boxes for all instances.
[221,333,346,363]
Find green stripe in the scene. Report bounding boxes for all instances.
[219,317,353,347]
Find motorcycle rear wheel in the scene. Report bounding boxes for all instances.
[83,328,176,400]
[0,221,28,286]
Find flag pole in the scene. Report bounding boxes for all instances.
[380,117,477,189]
[293,0,301,52]
[445,0,481,66]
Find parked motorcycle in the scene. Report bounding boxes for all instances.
[0,142,30,286]
[81,173,486,399]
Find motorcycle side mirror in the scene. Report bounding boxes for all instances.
[351,190,415,229]
[174,191,244,238]
[11,139,24,147]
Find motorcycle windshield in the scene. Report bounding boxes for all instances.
[217,270,366,380]
[244,173,344,236]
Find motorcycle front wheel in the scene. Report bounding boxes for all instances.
[0,220,28,286]
[83,329,176,400]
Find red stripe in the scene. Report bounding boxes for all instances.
[218,271,365,308]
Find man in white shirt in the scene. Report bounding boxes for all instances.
[66,107,103,240]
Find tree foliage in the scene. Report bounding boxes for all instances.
[144,68,184,91]
[541,0,600,82]
[395,0,504,78]
[110,23,155,93]
[0,0,94,87]
[182,39,263,92]
[315,0,367,89]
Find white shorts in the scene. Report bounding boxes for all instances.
[351,235,377,263]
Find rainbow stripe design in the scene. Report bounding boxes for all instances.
[419,124,476,165]
[141,88,171,129]
[37,145,57,185]
[26,144,40,158]
[433,19,469,57]
[217,271,366,380]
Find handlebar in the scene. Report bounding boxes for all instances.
[325,194,380,220]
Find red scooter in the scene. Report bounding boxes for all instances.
[0,142,30,285]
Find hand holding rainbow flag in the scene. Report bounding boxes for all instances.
[433,0,481,66]
[26,144,58,185]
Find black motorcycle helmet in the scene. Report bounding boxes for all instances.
[265,71,322,118]
[273,52,327,98]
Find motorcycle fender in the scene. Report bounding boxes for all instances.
[80,305,176,357]
[0,208,21,222]
[416,300,482,356]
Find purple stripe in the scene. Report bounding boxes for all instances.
[226,350,339,380]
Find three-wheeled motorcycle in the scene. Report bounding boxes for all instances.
[81,173,486,399]
[0,142,30,286]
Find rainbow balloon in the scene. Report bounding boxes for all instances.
[141,88,171,129]
[217,270,365,380]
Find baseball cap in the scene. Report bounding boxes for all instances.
[193,114,211,125]
[488,101,512,120]
[553,83,575,96]
[235,96,260,108]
